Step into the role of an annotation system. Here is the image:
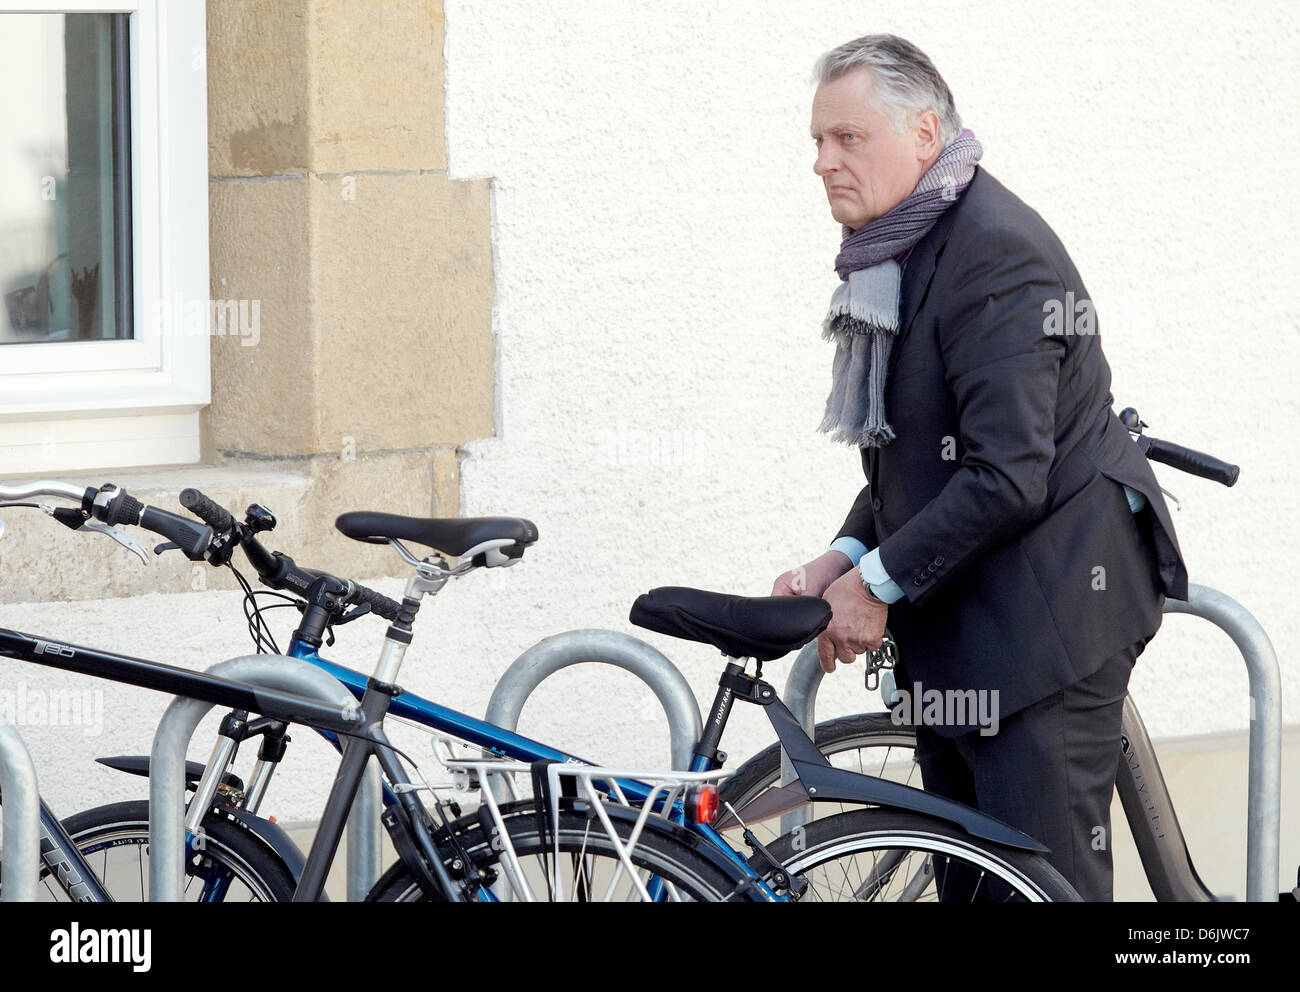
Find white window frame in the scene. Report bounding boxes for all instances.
[0,0,208,473]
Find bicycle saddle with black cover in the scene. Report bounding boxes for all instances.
[335,511,538,560]
[629,586,832,662]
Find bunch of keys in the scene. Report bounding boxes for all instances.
[865,635,899,702]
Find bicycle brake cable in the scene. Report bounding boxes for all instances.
[231,561,282,654]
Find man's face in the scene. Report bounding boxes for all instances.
[811,68,935,231]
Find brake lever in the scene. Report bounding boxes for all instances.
[76,519,150,565]
[322,601,375,647]
[332,603,373,626]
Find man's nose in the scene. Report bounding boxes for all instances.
[813,146,838,177]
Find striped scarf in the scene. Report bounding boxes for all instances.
[819,129,983,447]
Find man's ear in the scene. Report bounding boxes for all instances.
[915,108,942,162]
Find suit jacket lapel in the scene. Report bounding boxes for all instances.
[887,168,978,378]
[871,170,978,488]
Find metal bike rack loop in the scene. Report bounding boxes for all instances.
[485,629,704,799]
[780,582,1283,902]
[149,655,382,902]
[1164,586,1282,903]
[0,716,40,902]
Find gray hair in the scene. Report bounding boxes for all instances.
[813,34,963,147]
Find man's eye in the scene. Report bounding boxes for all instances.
[842,133,858,143]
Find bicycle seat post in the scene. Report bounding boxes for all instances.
[693,658,752,772]
[371,544,447,686]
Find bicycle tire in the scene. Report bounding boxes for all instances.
[718,712,919,845]
[367,799,769,902]
[760,808,1082,901]
[43,800,296,902]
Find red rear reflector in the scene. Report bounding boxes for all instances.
[687,784,718,825]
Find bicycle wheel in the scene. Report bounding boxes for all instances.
[42,800,296,902]
[367,799,768,902]
[760,808,1082,902]
[718,712,919,846]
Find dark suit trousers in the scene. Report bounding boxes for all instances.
[913,639,1143,901]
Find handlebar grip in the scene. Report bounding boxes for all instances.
[349,583,401,622]
[1144,437,1240,487]
[179,488,236,533]
[140,506,214,561]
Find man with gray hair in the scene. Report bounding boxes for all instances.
[772,34,1187,900]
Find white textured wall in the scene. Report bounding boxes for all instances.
[2,0,1297,828]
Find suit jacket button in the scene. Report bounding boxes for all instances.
[935,556,945,566]
[872,498,883,512]
[913,576,924,586]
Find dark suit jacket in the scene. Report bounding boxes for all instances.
[835,166,1188,736]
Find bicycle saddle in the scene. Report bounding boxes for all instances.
[335,511,538,560]
[629,586,832,662]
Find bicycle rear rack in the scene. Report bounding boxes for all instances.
[0,715,40,902]
[780,582,1283,903]
[148,654,383,902]
[425,736,730,901]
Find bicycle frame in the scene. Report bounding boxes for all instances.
[289,639,776,894]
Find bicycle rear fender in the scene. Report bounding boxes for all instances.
[761,687,1051,855]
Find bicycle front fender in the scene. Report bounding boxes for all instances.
[95,754,245,793]
[220,804,322,899]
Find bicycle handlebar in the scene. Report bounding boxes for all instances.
[179,487,402,623]
[1140,436,1240,488]
[0,480,214,559]
[90,486,214,560]
[1118,407,1240,488]
[347,582,402,622]
[0,481,93,503]
[178,487,235,534]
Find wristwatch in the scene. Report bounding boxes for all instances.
[859,567,885,603]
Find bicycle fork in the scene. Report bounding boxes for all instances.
[184,709,291,902]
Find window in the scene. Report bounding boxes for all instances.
[0,1,209,474]
[1,12,132,348]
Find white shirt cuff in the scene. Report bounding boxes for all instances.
[858,547,906,604]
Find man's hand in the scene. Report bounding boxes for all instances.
[772,550,854,599]
[817,567,889,674]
